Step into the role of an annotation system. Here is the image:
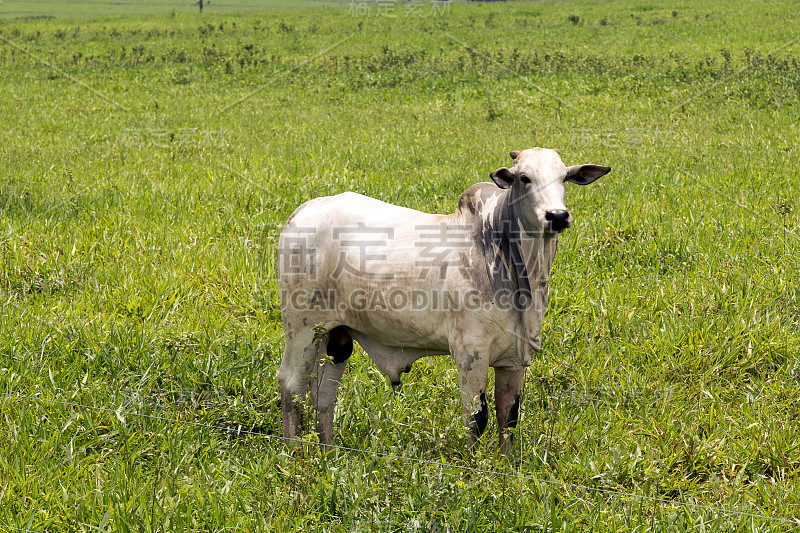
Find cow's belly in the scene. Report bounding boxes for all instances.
[332,277,520,361]
[340,301,452,352]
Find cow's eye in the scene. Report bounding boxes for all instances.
[520,175,532,184]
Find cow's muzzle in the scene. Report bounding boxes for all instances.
[545,210,571,232]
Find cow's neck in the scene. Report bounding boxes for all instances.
[491,190,558,358]
[489,190,557,291]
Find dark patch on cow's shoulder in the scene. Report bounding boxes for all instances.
[473,189,531,307]
[457,182,501,218]
[471,391,489,438]
[327,326,353,364]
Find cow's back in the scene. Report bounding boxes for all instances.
[278,192,468,350]
[283,192,437,234]
[279,192,446,268]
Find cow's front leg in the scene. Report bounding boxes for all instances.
[453,346,490,450]
[495,367,526,453]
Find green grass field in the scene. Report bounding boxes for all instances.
[1,0,799,531]
[0,0,346,19]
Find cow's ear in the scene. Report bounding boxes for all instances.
[565,164,611,185]
[490,167,514,189]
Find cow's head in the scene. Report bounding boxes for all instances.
[490,148,610,233]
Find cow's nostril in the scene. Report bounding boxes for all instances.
[545,210,571,231]
[545,210,570,222]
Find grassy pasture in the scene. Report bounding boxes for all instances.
[0,0,344,19]
[1,0,800,531]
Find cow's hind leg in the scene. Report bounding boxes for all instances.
[495,368,526,454]
[311,326,353,445]
[278,327,319,444]
[278,325,353,446]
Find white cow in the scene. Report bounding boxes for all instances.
[277,148,610,450]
